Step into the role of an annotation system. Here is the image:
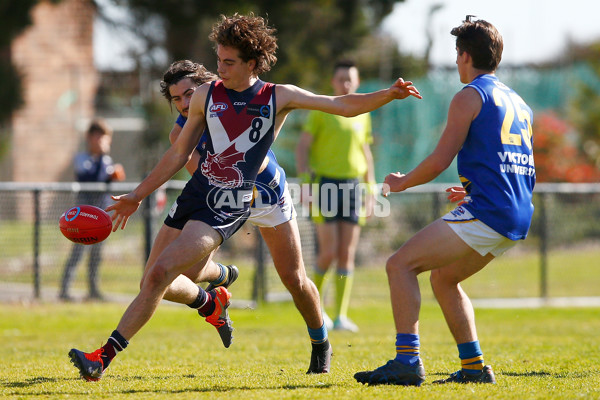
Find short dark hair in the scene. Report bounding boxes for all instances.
[451,17,503,71]
[209,13,278,75]
[87,118,112,137]
[333,59,357,73]
[160,60,217,103]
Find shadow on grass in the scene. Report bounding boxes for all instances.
[427,370,560,381]
[502,371,552,377]
[4,376,70,387]
[503,370,597,379]
[3,374,335,396]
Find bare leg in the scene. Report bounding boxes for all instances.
[335,221,360,274]
[116,221,222,340]
[430,251,494,344]
[333,221,360,322]
[260,219,323,329]
[139,230,221,304]
[386,219,488,335]
[315,222,338,273]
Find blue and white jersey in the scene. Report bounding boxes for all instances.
[176,112,286,207]
[74,153,115,183]
[73,152,116,208]
[458,74,535,240]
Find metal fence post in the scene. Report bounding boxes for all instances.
[253,232,266,303]
[432,192,441,221]
[538,192,548,299]
[33,189,41,299]
[143,191,156,267]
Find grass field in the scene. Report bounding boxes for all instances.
[1,266,600,399]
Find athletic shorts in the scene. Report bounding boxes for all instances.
[442,206,517,257]
[312,176,361,225]
[249,184,296,228]
[164,191,251,241]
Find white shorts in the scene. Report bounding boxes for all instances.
[442,206,517,257]
[248,185,297,228]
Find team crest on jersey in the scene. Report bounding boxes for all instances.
[200,145,245,188]
[209,102,228,117]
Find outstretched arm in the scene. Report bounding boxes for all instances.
[106,84,209,230]
[277,77,421,118]
[169,123,201,176]
[383,87,480,196]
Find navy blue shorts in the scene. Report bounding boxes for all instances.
[164,189,251,241]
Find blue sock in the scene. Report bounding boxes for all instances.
[458,340,484,374]
[209,263,228,287]
[308,323,328,345]
[394,333,420,366]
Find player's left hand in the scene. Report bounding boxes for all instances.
[445,186,467,205]
[106,192,142,231]
[390,78,422,100]
[382,172,406,196]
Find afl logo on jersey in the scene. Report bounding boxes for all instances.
[209,102,228,113]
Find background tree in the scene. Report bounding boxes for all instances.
[97,0,420,175]
[568,41,600,171]
[533,111,600,183]
[0,0,63,158]
[97,0,413,90]
[0,0,40,126]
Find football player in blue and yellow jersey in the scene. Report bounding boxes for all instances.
[355,16,535,386]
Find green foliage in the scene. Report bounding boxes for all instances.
[101,0,409,90]
[0,0,38,47]
[0,61,23,153]
[533,111,600,182]
[0,0,64,127]
[0,0,35,126]
[567,43,600,168]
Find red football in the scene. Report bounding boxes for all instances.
[59,205,112,245]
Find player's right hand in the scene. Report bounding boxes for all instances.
[106,192,142,231]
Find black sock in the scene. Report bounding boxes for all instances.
[197,290,217,317]
[101,329,128,369]
[187,286,208,309]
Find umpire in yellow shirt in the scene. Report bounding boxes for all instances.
[296,60,376,332]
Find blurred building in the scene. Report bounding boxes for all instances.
[3,0,98,182]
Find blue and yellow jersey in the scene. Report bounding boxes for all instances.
[459,74,535,240]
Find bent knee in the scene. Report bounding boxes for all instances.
[430,269,459,290]
[142,262,171,290]
[280,271,305,292]
[385,254,423,276]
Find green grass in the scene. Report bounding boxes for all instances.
[1,275,600,399]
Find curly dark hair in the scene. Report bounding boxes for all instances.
[209,13,278,75]
[451,18,503,71]
[160,60,218,103]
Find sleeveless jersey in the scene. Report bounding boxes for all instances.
[459,74,535,240]
[183,79,277,211]
[176,114,286,206]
